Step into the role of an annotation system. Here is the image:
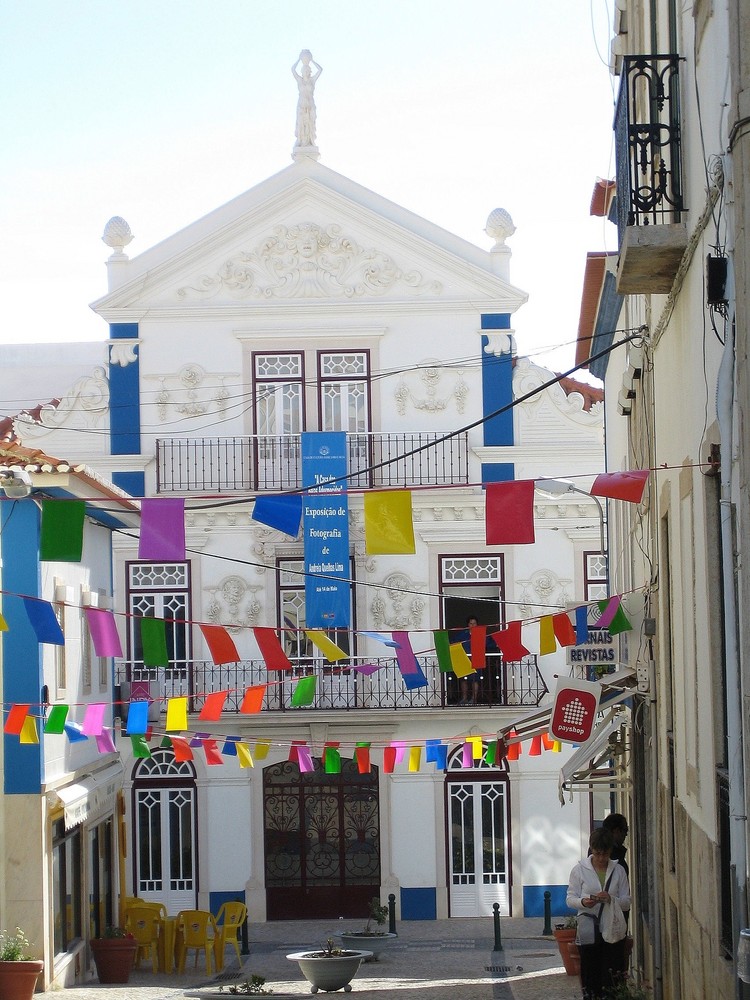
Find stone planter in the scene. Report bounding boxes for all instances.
[0,960,44,1000]
[91,937,138,983]
[337,932,396,961]
[287,949,372,993]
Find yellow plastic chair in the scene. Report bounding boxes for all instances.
[125,904,162,972]
[175,909,217,975]
[213,901,248,971]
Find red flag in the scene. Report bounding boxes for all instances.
[198,690,228,722]
[203,739,223,766]
[254,628,292,671]
[383,746,397,773]
[489,621,530,661]
[200,624,240,665]
[355,746,371,773]
[4,704,30,735]
[240,686,266,714]
[591,469,649,503]
[552,612,577,647]
[470,626,487,669]
[171,736,194,762]
[485,480,535,545]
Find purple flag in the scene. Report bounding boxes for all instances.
[85,607,123,657]
[139,498,186,561]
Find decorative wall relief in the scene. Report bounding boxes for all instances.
[394,359,468,415]
[370,571,425,630]
[13,367,110,441]
[205,576,262,633]
[146,364,236,421]
[177,222,443,300]
[513,356,604,424]
[516,569,572,619]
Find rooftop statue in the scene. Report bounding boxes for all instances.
[292,50,322,160]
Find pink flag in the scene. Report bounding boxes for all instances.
[95,728,117,753]
[85,608,123,658]
[591,469,649,504]
[485,481,535,545]
[139,498,186,560]
[82,703,107,736]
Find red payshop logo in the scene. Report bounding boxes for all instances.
[550,686,599,742]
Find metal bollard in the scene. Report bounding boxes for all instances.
[543,890,552,936]
[388,893,397,936]
[493,902,503,952]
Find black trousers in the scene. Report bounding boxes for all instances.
[579,938,627,999]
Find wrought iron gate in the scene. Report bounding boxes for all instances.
[263,758,381,920]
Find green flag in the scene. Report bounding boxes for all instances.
[140,617,169,667]
[40,500,85,562]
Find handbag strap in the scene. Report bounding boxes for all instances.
[597,869,616,921]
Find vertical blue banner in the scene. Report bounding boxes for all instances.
[302,432,351,628]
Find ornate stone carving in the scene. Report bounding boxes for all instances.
[291,50,322,160]
[513,357,604,423]
[483,331,515,357]
[177,223,443,300]
[370,571,425,630]
[516,569,571,619]
[146,364,235,421]
[14,367,110,440]
[395,360,467,415]
[109,341,139,368]
[205,576,262,633]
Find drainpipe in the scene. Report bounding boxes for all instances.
[716,159,748,995]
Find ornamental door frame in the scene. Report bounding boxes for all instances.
[263,757,381,920]
[445,744,511,917]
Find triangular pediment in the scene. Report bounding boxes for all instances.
[91,159,527,316]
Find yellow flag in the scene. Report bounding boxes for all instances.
[236,743,254,768]
[305,630,348,662]
[0,613,8,632]
[166,697,188,732]
[254,740,271,760]
[449,643,475,678]
[468,736,483,760]
[19,716,39,744]
[539,616,557,655]
[364,491,416,555]
[408,746,422,772]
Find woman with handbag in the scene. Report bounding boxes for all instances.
[566,827,631,999]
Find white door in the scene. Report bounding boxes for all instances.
[448,777,510,917]
[133,751,196,915]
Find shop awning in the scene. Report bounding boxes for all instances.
[51,761,124,830]
[497,667,636,743]
[557,711,630,804]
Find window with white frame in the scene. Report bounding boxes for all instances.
[584,551,608,601]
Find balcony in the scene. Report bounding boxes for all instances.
[156,431,470,494]
[115,654,547,715]
[615,54,687,294]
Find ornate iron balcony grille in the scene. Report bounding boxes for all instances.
[115,654,546,714]
[615,54,685,239]
[156,432,470,493]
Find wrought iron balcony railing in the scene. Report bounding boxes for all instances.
[615,54,685,238]
[156,431,470,493]
[116,654,546,715]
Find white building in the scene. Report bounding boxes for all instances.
[0,59,611,950]
[0,443,139,989]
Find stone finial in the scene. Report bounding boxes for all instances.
[485,208,516,248]
[102,216,134,259]
[292,50,322,161]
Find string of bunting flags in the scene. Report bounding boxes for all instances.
[2,467,649,769]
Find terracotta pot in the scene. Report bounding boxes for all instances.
[567,940,581,976]
[552,927,579,976]
[91,937,137,984]
[0,960,44,1000]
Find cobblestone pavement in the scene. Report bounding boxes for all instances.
[36,918,583,1000]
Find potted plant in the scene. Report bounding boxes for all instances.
[90,926,137,984]
[338,897,396,961]
[286,937,372,993]
[0,928,44,1000]
[552,915,580,976]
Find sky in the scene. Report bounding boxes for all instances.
[0,1,618,378]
